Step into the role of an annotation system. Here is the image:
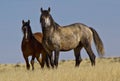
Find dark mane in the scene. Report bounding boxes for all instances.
[50,15,59,30]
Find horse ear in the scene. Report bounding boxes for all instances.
[28,20,30,24]
[48,7,50,12]
[41,8,43,12]
[22,20,25,24]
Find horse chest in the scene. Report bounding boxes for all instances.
[22,42,35,55]
[44,38,54,48]
[43,35,58,50]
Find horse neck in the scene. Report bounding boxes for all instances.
[50,16,59,30]
[42,15,59,37]
[42,25,54,38]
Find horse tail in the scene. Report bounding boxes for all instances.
[89,27,105,56]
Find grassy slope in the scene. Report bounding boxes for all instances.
[0,57,120,81]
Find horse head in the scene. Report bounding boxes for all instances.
[40,7,55,28]
[22,20,32,42]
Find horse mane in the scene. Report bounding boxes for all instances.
[55,22,60,27]
[28,26,35,40]
[27,24,33,38]
[49,14,60,30]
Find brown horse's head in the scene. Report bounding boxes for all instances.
[22,20,33,42]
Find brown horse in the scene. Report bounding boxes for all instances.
[21,20,49,70]
[40,7,105,68]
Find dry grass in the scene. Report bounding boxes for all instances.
[0,57,120,81]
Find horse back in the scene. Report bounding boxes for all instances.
[58,23,93,46]
[33,32,46,53]
[33,32,43,43]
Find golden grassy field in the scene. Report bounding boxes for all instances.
[0,57,120,81]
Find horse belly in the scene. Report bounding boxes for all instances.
[60,38,79,51]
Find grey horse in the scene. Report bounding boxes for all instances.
[40,7,105,68]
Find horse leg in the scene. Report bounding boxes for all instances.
[35,53,43,68]
[74,44,83,67]
[54,49,60,68]
[23,55,30,70]
[40,52,50,68]
[40,51,51,68]
[41,55,45,68]
[83,40,96,66]
[40,53,46,68]
[31,55,35,70]
[44,54,50,68]
[42,44,54,68]
[48,52,54,68]
[41,54,50,68]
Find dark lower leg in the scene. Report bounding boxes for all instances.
[89,54,96,66]
[36,56,44,68]
[74,46,83,67]
[25,57,30,70]
[54,50,59,68]
[75,54,81,67]
[31,56,35,70]
[45,55,50,68]
[40,54,45,68]
[85,46,96,66]
[48,53,54,68]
